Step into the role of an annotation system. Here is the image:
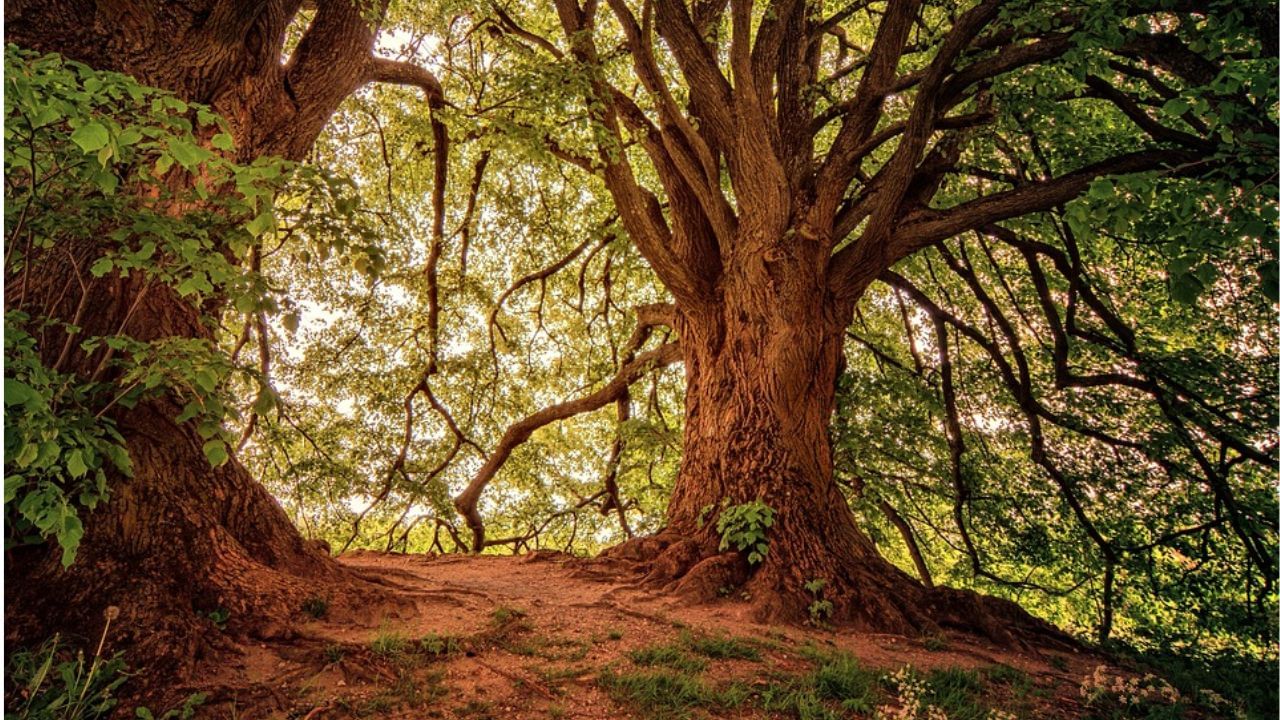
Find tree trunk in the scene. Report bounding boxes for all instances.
[608,234,1064,644]
[6,239,343,678]
[4,0,391,683]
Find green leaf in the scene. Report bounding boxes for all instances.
[67,449,88,478]
[245,210,275,238]
[90,257,115,277]
[211,133,235,151]
[168,139,213,170]
[194,369,218,394]
[70,121,109,152]
[15,443,39,469]
[202,439,229,468]
[57,512,84,567]
[4,378,37,406]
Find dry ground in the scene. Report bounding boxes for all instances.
[174,550,1128,719]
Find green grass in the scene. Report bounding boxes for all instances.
[813,654,880,712]
[680,630,760,661]
[598,668,748,719]
[370,627,410,659]
[491,606,528,625]
[923,667,985,720]
[419,632,462,656]
[629,644,708,673]
[756,651,881,718]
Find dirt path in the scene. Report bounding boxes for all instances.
[190,551,1102,719]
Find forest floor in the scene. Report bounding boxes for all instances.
[179,551,1166,719]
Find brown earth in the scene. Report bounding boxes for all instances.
[114,549,1126,720]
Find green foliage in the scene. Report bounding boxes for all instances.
[714,500,775,565]
[3,45,377,566]
[5,635,127,720]
[419,633,461,657]
[370,627,410,658]
[133,694,206,720]
[4,316,131,566]
[803,579,834,626]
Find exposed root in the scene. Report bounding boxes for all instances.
[595,530,1076,652]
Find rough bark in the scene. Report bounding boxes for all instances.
[604,234,1067,646]
[4,0,442,682]
[538,0,1230,644]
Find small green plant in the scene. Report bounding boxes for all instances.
[300,596,329,619]
[206,608,229,630]
[804,578,834,626]
[371,627,409,658]
[134,693,207,720]
[420,633,461,656]
[714,500,775,564]
[491,606,528,625]
[6,608,127,720]
[323,644,345,664]
[607,629,624,641]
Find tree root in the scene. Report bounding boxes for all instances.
[594,531,1075,652]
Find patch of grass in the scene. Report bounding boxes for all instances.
[538,664,593,684]
[629,644,708,673]
[419,632,462,656]
[598,667,746,719]
[491,606,528,625]
[1049,655,1070,671]
[300,596,329,619]
[680,630,760,661]
[984,664,1034,697]
[759,683,841,720]
[923,667,986,720]
[754,651,881,719]
[370,627,410,659]
[607,629,624,640]
[813,653,880,712]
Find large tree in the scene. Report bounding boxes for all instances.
[4,0,444,671]
[442,0,1276,630]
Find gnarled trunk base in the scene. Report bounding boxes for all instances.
[4,399,353,686]
[601,527,1071,650]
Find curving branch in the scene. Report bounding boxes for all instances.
[456,304,679,551]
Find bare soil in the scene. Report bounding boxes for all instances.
[168,550,1106,719]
